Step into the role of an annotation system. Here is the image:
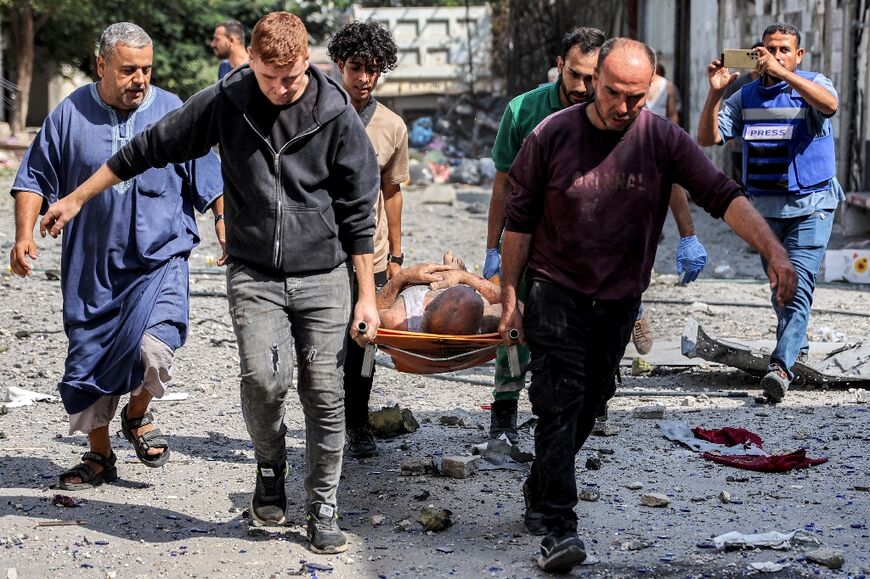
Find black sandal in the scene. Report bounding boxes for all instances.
[120,403,171,468]
[58,451,118,490]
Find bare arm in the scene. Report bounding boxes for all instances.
[429,269,501,303]
[755,48,837,115]
[375,263,455,310]
[666,82,679,124]
[349,253,379,345]
[382,182,403,279]
[485,171,512,249]
[498,231,532,343]
[722,196,796,306]
[697,58,738,146]
[10,191,44,277]
[40,164,122,238]
[668,187,695,237]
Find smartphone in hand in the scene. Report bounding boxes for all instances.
[721,48,758,69]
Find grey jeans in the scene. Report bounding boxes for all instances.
[227,261,352,508]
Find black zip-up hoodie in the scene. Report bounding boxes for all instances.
[108,64,379,274]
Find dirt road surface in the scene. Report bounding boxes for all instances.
[2,172,869,578]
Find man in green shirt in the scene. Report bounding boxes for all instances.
[484,27,707,443]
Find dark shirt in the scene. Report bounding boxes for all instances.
[506,104,742,299]
[248,72,318,150]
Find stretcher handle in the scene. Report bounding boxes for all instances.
[507,328,522,378]
[357,321,376,378]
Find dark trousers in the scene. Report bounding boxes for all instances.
[523,280,639,534]
[343,270,388,430]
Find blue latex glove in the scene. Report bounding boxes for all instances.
[676,235,707,285]
[483,248,501,279]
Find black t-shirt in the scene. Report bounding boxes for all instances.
[248,71,319,150]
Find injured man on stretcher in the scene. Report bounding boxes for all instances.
[377,252,509,335]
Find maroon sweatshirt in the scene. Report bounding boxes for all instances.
[506,104,742,299]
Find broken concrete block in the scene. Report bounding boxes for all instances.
[400,458,435,476]
[640,492,670,507]
[439,455,479,479]
[371,514,385,526]
[578,489,600,502]
[627,482,644,490]
[369,404,419,437]
[719,490,731,504]
[420,184,456,205]
[633,404,666,419]
[805,547,845,570]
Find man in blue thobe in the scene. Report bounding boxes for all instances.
[9,22,224,488]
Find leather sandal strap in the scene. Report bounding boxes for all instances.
[81,451,116,468]
[137,429,168,450]
[61,462,97,483]
[124,410,154,429]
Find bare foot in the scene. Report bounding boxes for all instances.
[442,251,466,271]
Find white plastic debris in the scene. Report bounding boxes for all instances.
[1,386,59,408]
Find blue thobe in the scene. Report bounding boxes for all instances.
[11,83,223,414]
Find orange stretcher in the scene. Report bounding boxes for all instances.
[360,327,521,376]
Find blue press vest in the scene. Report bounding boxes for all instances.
[740,71,835,197]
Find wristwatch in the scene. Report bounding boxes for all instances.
[387,253,404,265]
[214,214,225,223]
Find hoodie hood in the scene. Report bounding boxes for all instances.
[220,63,349,128]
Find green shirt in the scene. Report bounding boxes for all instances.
[491,80,563,172]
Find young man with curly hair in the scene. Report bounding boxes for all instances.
[328,21,410,458]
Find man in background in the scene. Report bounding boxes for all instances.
[211,19,248,80]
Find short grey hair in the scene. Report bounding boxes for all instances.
[99,22,152,59]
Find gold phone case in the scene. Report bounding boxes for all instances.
[721,49,759,69]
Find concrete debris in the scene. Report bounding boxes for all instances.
[633,404,666,419]
[371,514,386,526]
[420,184,456,205]
[747,561,788,572]
[852,388,869,403]
[613,538,652,551]
[418,507,452,532]
[369,404,419,437]
[44,269,61,281]
[805,547,845,570]
[712,530,795,550]
[682,317,870,385]
[393,519,414,533]
[438,455,479,479]
[400,459,435,476]
[719,490,731,504]
[578,489,600,502]
[640,493,670,507]
[627,482,644,490]
[591,420,619,436]
[585,455,602,470]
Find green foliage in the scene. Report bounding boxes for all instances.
[4,0,487,101]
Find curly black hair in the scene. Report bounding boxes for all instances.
[327,20,398,73]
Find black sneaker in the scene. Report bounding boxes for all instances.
[306,502,348,554]
[490,399,519,443]
[251,462,287,525]
[347,426,378,458]
[522,480,546,536]
[537,532,587,573]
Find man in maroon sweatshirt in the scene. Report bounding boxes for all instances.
[498,38,796,573]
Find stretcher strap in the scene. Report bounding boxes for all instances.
[378,343,499,363]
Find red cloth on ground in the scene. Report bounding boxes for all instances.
[701,449,828,473]
[692,426,763,448]
[691,426,827,473]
